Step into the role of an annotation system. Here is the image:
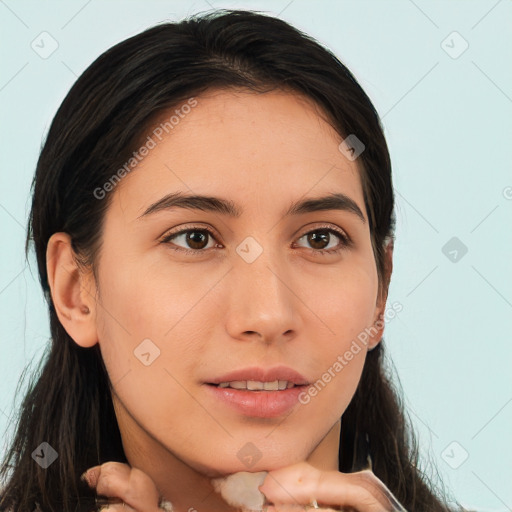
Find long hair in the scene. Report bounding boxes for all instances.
[1,9,455,511]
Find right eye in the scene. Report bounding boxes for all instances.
[160,226,221,255]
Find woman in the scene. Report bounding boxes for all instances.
[0,9,459,512]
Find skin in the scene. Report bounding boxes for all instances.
[47,88,397,511]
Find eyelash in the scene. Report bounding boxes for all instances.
[160,224,352,257]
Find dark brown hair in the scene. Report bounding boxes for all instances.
[0,9,458,511]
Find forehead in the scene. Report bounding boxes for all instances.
[113,89,365,220]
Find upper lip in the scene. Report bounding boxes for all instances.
[207,365,310,386]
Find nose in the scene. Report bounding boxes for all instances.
[225,250,298,344]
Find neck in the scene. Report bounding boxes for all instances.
[305,419,340,471]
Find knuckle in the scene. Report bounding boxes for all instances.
[350,468,378,486]
[97,474,128,499]
[296,461,320,483]
[127,468,160,505]
[130,467,151,484]
[101,461,129,474]
[98,473,116,493]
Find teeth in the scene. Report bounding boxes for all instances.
[263,380,279,390]
[247,380,264,390]
[216,380,296,390]
[230,381,247,390]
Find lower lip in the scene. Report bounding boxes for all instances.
[205,384,308,418]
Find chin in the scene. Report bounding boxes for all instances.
[200,451,303,479]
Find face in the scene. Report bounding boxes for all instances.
[92,89,383,477]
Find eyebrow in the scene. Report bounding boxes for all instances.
[138,191,366,224]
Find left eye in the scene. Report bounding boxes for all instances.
[161,226,350,255]
[294,228,349,254]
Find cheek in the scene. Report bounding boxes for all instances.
[94,256,213,437]
[300,259,377,411]
[96,245,214,337]
[93,249,207,385]
[317,257,379,348]
[93,246,235,410]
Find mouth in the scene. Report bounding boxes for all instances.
[206,365,310,387]
[206,380,299,391]
[205,383,309,418]
[203,365,311,418]
[204,380,310,418]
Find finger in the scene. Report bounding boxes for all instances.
[260,462,321,506]
[266,506,350,512]
[96,503,137,512]
[94,495,137,512]
[259,462,404,512]
[265,506,307,512]
[84,462,162,512]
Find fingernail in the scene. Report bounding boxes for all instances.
[81,466,101,487]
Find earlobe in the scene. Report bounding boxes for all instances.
[368,238,394,351]
[367,312,384,351]
[46,232,98,348]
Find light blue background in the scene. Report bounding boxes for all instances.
[1,1,511,510]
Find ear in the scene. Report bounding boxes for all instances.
[46,232,98,348]
[367,238,394,351]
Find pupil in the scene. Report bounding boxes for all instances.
[187,231,207,249]
[309,231,329,249]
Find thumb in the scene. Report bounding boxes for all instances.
[81,462,165,512]
[81,465,102,488]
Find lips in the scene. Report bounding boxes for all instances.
[204,365,310,418]
[206,365,310,386]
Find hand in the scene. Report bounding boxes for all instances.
[81,460,407,512]
[258,462,407,512]
[81,462,170,512]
